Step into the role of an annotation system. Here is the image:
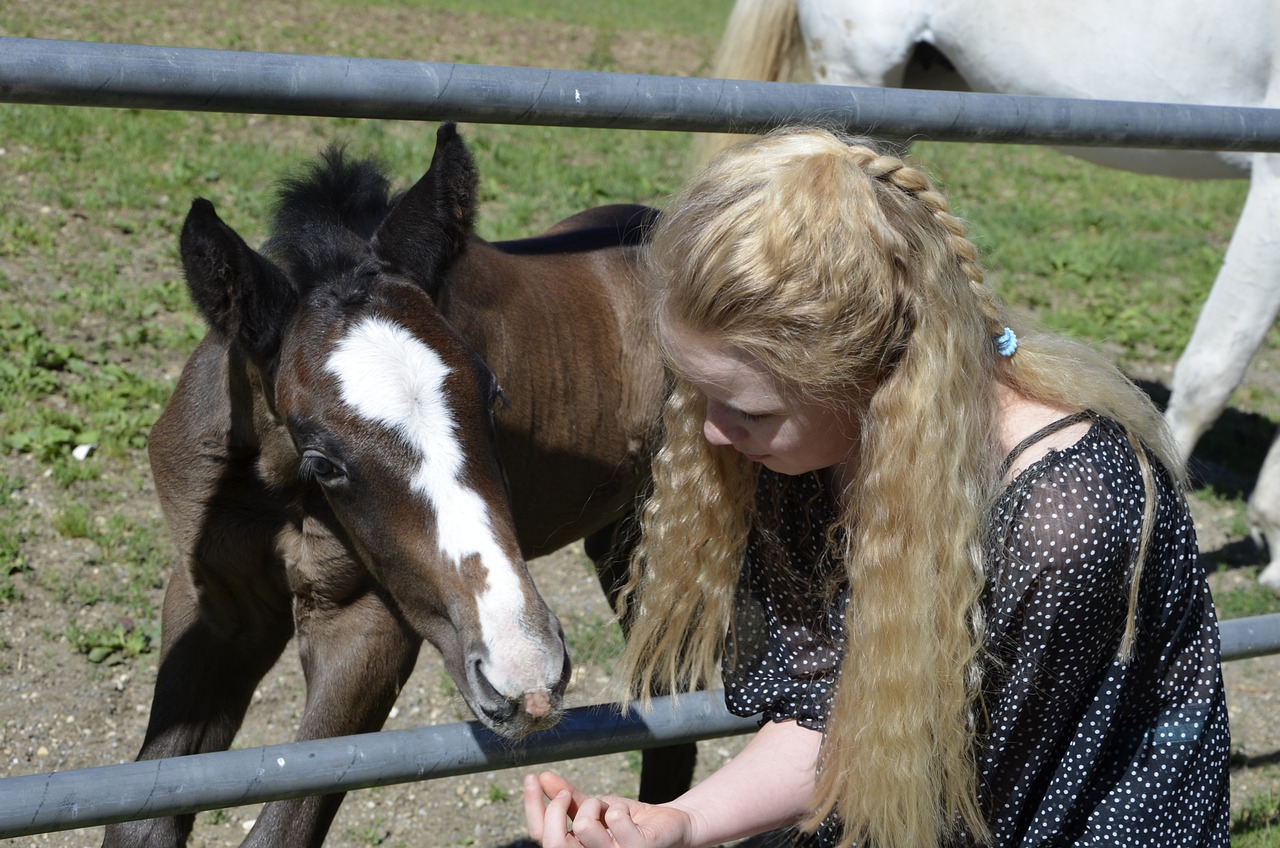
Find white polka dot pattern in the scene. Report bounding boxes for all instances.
[722,415,1230,847]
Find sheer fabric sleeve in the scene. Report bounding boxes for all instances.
[722,471,845,731]
[981,420,1229,847]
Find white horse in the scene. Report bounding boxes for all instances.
[705,0,1280,586]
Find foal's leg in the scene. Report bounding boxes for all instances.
[586,518,698,804]
[240,580,421,848]
[102,544,294,848]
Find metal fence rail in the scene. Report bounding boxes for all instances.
[0,691,754,838]
[4,36,1280,150]
[1,612,1276,838]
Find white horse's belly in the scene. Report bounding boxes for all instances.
[934,2,1271,108]
[800,2,1268,181]
[801,0,1275,113]
[1051,148,1251,180]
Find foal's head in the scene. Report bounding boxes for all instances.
[177,124,568,735]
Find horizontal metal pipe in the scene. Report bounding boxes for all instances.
[0,690,756,838]
[3,37,1280,151]
[0,614,1274,837]
[1219,611,1280,662]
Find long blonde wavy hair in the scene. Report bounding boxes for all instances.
[616,127,1180,848]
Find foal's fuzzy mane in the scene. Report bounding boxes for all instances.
[261,146,395,287]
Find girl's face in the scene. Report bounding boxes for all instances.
[663,320,861,480]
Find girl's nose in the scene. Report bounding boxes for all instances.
[703,400,743,446]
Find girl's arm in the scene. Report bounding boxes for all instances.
[525,718,821,848]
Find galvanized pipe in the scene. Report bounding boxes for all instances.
[1218,611,1280,661]
[3,37,1280,150]
[0,690,756,838]
[1,613,1276,837]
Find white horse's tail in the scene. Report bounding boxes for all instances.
[690,0,810,167]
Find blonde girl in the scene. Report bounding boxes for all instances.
[524,128,1229,848]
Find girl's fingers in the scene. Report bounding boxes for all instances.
[523,774,549,843]
[571,797,614,848]
[599,799,644,846]
[525,771,636,848]
[525,773,584,847]
[545,789,578,847]
[539,771,585,809]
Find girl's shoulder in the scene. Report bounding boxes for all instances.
[991,413,1190,587]
[999,413,1158,500]
[997,389,1094,485]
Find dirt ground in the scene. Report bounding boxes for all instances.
[4,419,1280,848]
[4,3,1280,847]
[0,503,744,848]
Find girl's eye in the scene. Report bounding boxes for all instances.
[737,407,776,423]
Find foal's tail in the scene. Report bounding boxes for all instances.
[690,0,810,168]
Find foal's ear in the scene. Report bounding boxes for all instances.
[371,121,478,299]
[180,198,297,368]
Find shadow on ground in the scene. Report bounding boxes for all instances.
[1134,377,1276,567]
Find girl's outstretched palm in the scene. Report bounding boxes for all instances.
[523,772,696,848]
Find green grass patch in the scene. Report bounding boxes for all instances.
[66,617,157,664]
[43,504,169,661]
[913,141,1249,363]
[1233,789,1280,846]
[329,0,734,42]
[0,479,31,603]
[564,612,627,676]
[1214,568,1280,620]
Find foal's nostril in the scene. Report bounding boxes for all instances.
[471,658,517,724]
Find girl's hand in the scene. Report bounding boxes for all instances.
[523,772,696,848]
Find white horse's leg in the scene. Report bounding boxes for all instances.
[1165,152,1280,464]
[1165,152,1280,587]
[1249,435,1280,588]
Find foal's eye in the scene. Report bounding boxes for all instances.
[300,449,344,483]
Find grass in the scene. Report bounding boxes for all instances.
[911,140,1250,360]
[0,475,30,603]
[1233,790,1280,846]
[346,0,732,41]
[564,612,627,676]
[1214,570,1280,620]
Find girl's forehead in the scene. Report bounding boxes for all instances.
[661,319,789,405]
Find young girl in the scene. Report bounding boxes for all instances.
[524,128,1230,848]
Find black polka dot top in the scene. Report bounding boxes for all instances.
[722,414,1230,847]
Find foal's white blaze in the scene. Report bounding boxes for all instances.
[324,316,559,700]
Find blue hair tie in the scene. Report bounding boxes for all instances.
[994,327,1018,357]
